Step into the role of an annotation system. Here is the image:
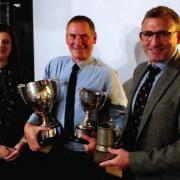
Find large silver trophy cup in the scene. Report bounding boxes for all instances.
[18,78,62,146]
[74,88,106,144]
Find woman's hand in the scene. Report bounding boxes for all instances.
[0,145,14,160]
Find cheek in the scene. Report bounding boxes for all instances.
[7,46,12,54]
[66,39,70,46]
[141,42,149,51]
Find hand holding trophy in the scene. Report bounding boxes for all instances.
[18,78,62,147]
[73,88,106,144]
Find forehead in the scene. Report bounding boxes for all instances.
[67,22,92,34]
[0,32,11,39]
[142,15,177,31]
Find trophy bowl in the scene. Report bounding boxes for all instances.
[74,88,106,144]
[18,78,62,146]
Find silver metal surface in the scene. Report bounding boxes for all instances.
[96,122,115,152]
[18,78,61,146]
[74,88,106,141]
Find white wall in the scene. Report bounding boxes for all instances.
[33,0,180,84]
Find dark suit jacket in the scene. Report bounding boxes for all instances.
[124,51,180,180]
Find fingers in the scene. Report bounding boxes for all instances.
[0,146,13,159]
[4,148,20,161]
[99,159,114,166]
[24,122,48,151]
[108,147,120,155]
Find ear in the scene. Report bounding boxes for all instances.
[66,33,68,44]
[93,32,97,44]
[177,31,180,44]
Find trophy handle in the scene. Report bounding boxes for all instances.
[49,77,60,103]
[95,93,106,112]
[17,84,28,104]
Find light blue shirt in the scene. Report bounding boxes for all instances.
[29,56,127,151]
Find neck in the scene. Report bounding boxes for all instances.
[0,59,8,68]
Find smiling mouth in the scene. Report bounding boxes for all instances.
[149,47,164,53]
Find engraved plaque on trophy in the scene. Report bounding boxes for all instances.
[74,88,106,144]
[18,78,62,146]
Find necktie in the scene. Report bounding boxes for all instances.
[124,65,161,150]
[64,64,80,140]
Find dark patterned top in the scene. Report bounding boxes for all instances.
[0,63,32,147]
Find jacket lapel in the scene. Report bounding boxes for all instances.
[126,63,147,120]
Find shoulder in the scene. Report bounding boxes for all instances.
[170,51,180,70]
[92,58,118,76]
[45,56,72,71]
[134,62,148,74]
[48,56,71,66]
[11,63,32,83]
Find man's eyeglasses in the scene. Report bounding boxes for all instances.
[139,31,178,42]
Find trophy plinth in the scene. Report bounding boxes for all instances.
[18,78,62,146]
[73,88,106,144]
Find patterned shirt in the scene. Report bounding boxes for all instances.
[0,63,32,147]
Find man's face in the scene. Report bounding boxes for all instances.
[140,15,179,63]
[66,22,96,62]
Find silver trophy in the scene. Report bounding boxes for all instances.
[18,78,62,146]
[96,122,116,152]
[94,121,123,162]
[74,88,106,144]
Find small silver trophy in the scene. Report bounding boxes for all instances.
[94,121,123,162]
[96,122,116,152]
[18,78,62,146]
[74,88,106,144]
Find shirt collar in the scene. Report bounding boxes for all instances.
[148,50,178,71]
[71,56,94,69]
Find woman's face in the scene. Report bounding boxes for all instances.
[0,32,12,63]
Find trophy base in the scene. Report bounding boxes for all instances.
[38,117,63,146]
[94,149,116,163]
[73,125,96,144]
[73,136,89,144]
[38,127,59,146]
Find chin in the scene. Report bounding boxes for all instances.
[150,58,165,63]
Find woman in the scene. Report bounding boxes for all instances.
[0,24,32,177]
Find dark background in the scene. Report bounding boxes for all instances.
[0,0,34,81]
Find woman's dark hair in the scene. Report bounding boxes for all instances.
[0,24,20,65]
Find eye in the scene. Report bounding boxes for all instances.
[2,39,11,44]
[69,34,76,39]
[142,31,154,37]
[80,34,88,40]
[158,31,171,37]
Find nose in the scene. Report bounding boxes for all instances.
[150,34,161,45]
[73,36,83,46]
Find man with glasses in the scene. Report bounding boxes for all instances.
[99,6,180,180]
